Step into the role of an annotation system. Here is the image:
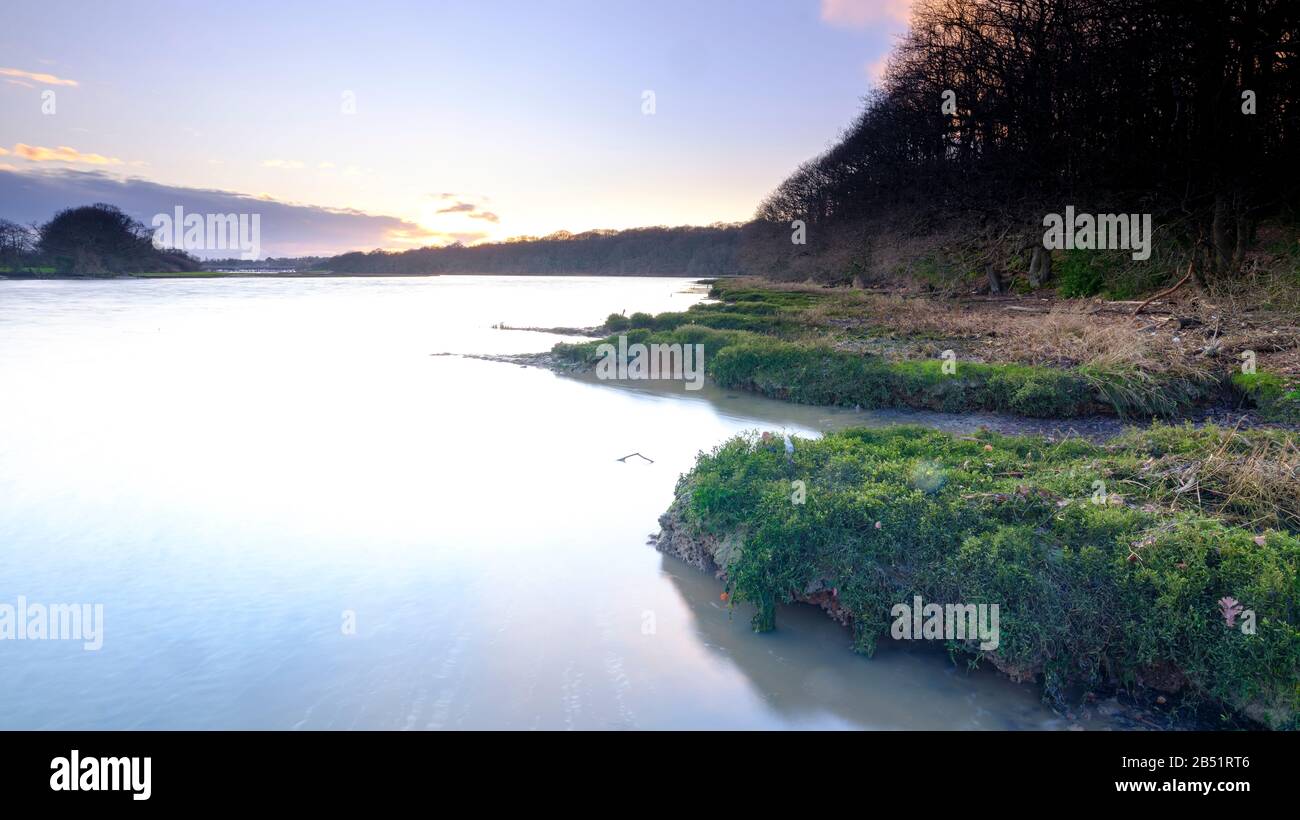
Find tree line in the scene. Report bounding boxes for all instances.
[755,0,1299,288]
[313,225,749,276]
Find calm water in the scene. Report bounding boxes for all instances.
[0,275,1115,729]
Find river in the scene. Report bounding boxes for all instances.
[0,275,1125,729]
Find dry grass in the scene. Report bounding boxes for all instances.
[716,275,1298,418]
[1134,426,1300,531]
[797,289,1211,376]
[821,287,1291,372]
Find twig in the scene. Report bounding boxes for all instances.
[1133,260,1194,316]
[617,452,654,464]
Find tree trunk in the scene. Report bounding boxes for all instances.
[987,262,1004,294]
[1027,246,1052,287]
[1211,193,1231,275]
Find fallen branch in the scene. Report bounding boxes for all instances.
[1133,260,1194,316]
[617,452,655,464]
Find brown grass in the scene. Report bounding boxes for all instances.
[773,281,1292,377]
[1136,427,1300,531]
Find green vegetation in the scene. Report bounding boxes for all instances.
[709,340,1099,417]
[669,424,1300,728]
[1053,249,1110,298]
[1234,371,1300,424]
[1046,248,1187,301]
[555,280,1222,419]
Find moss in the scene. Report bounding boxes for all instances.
[560,330,1130,417]
[1233,371,1300,423]
[674,424,1300,728]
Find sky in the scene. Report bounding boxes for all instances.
[0,0,910,257]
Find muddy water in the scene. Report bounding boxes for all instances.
[0,275,1130,729]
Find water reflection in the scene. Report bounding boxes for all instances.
[657,553,1087,730]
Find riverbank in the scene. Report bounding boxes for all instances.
[546,278,1299,729]
[552,278,1300,424]
[658,424,1299,729]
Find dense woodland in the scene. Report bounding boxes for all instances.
[752,0,1300,290]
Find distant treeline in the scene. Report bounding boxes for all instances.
[314,225,750,276]
[206,256,327,271]
[752,0,1300,289]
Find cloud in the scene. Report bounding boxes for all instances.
[0,67,78,87]
[0,167,440,258]
[5,79,36,89]
[261,159,305,169]
[12,144,123,165]
[820,0,912,28]
[431,193,499,223]
[0,146,7,156]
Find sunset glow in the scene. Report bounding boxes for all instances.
[0,0,906,256]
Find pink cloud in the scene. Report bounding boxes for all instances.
[12,144,123,165]
[0,67,78,87]
[820,0,912,28]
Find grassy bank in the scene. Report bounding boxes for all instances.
[663,423,1299,728]
[554,279,1299,420]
